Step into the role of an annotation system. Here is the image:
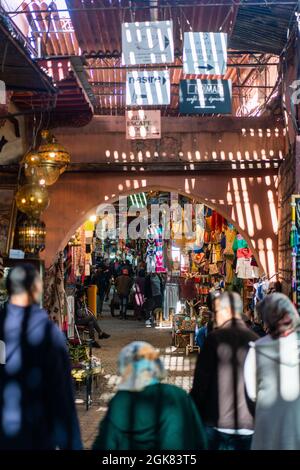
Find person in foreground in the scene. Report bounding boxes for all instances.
[93,341,207,450]
[0,264,82,450]
[191,292,258,450]
[244,293,300,450]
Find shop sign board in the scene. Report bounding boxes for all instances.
[179,79,232,114]
[126,70,170,106]
[126,110,161,139]
[9,249,25,259]
[122,20,174,65]
[183,32,227,75]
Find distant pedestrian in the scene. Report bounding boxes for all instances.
[115,269,133,320]
[0,264,82,449]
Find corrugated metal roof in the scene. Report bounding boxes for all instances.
[7,0,297,115]
[229,0,298,55]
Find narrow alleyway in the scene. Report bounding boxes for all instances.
[76,306,197,449]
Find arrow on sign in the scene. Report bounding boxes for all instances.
[197,64,214,71]
[164,36,169,49]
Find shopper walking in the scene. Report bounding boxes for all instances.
[93,265,110,317]
[144,273,164,326]
[133,270,146,320]
[93,341,207,450]
[0,264,82,450]
[115,269,133,319]
[191,292,258,450]
[244,293,300,450]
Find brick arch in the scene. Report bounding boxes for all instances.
[42,171,278,276]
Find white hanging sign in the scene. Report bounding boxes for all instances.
[126,70,170,106]
[183,32,227,75]
[122,20,174,65]
[126,110,161,139]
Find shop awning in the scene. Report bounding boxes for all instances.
[0,14,55,93]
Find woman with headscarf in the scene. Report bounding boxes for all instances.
[93,341,207,450]
[244,293,300,450]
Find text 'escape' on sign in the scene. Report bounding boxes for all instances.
[126,110,161,140]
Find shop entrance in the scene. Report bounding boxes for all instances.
[45,189,276,443]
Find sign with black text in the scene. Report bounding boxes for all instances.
[122,20,174,65]
[126,110,161,139]
[179,79,232,114]
[183,32,227,75]
[126,70,170,106]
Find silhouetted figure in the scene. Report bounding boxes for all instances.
[93,341,207,450]
[191,292,258,450]
[0,264,82,450]
[244,293,300,450]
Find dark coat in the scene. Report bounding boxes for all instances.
[191,318,258,431]
[0,303,82,450]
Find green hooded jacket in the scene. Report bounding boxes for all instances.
[93,383,207,450]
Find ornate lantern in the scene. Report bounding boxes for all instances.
[15,182,49,218]
[18,218,46,256]
[37,130,70,177]
[22,150,61,186]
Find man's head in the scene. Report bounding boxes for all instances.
[214,292,243,328]
[6,264,42,306]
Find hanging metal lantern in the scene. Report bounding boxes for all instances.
[15,182,49,218]
[37,130,70,176]
[18,218,46,256]
[22,150,61,186]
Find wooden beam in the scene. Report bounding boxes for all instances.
[53,115,284,135]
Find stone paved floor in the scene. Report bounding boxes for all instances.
[76,304,196,449]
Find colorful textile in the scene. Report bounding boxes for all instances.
[118,342,165,392]
[233,234,248,251]
[236,258,253,279]
[237,247,252,259]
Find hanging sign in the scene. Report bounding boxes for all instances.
[126,110,161,139]
[183,32,227,75]
[126,70,170,106]
[179,79,232,115]
[122,20,174,65]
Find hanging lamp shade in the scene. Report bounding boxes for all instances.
[15,182,49,218]
[37,130,70,176]
[23,150,61,186]
[18,218,46,256]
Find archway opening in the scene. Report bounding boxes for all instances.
[44,189,274,440]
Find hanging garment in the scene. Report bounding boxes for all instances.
[194,203,205,250]
[223,228,236,256]
[225,258,234,284]
[237,247,253,259]
[163,283,179,320]
[233,234,248,251]
[211,211,225,231]
[236,257,253,279]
